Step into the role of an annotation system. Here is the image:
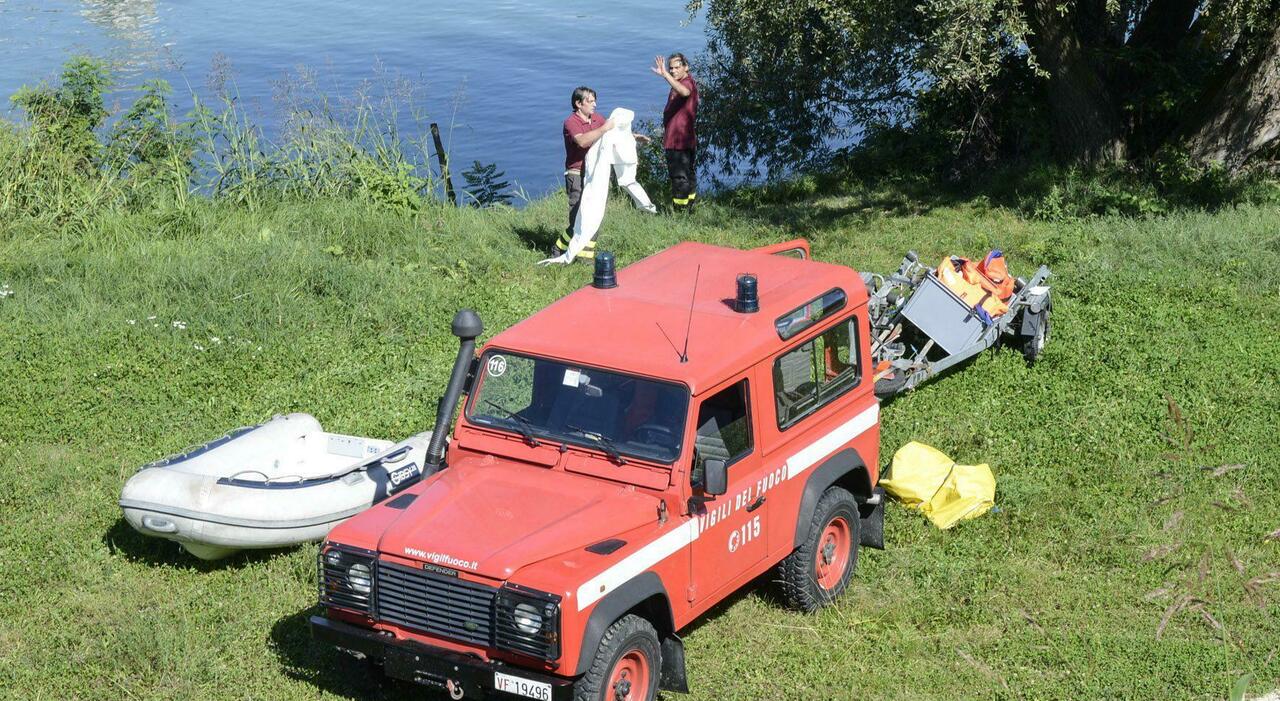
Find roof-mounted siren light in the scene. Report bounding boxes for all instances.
[734,273,759,313]
[593,252,618,289]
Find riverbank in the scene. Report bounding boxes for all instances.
[2,179,1278,698]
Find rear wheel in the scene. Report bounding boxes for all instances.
[1019,304,1051,365]
[574,614,660,701]
[779,486,861,612]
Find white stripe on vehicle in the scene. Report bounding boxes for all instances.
[576,518,699,609]
[574,403,878,611]
[784,404,879,480]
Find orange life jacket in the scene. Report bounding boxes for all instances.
[935,250,1014,319]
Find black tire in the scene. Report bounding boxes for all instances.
[779,486,861,612]
[1020,304,1051,365]
[573,614,661,701]
[873,371,909,400]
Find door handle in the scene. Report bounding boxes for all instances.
[746,495,766,512]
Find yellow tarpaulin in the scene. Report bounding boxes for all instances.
[879,441,996,529]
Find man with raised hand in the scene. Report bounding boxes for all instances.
[652,52,698,213]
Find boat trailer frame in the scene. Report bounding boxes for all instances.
[863,251,1053,399]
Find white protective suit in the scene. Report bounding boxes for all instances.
[540,108,655,265]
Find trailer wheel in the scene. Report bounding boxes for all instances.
[574,614,660,701]
[779,486,861,612]
[1020,304,1051,365]
[874,371,909,400]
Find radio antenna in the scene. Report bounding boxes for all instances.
[655,321,682,362]
[679,265,701,364]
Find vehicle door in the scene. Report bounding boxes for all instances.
[688,376,770,605]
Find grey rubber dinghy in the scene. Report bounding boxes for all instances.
[120,413,432,560]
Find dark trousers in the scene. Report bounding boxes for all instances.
[564,170,583,238]
[665,148,697,210]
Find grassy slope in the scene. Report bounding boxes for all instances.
[0,188,1277,700]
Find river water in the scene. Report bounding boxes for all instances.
[0,0,705,198]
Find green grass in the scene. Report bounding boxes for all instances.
[1,184,1279,700]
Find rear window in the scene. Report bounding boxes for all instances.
[773,318,861,429]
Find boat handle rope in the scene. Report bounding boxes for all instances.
[225,445,415,485]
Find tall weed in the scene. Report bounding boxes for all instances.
[0,56,451,229]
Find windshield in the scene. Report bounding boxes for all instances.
[466,350,688,464]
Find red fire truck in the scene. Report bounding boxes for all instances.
[312,240,886,700]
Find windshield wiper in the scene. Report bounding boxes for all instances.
[566,424,627,465]
[483,400,541,448]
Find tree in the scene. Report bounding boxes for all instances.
[689,0,1280,174]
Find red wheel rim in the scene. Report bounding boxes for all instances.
[814,516,852,590]
[607,647,650,701]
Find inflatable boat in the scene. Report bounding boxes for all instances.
[119,413,433,560]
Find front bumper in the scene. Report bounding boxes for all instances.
[310,614,575,700]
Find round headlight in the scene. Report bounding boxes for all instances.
[324,550,343,569]
[347,563,372,594]
[513,602,543,635]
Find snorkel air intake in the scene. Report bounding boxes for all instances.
[425,309,483,471]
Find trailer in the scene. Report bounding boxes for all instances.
[864,251,1053,399]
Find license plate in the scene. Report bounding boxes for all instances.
[494,671,551,700]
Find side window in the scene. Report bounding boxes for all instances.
[773,318,861,428]
[691,380,752,486]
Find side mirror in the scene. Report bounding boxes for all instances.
[702,459,728,496]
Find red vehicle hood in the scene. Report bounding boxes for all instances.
[378,456,661,581]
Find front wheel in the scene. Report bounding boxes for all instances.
[779,486,861,612]
[573,614,660,701]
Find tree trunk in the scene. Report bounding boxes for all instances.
[1182,21,1280,170]
[1023,0,1127,165]
[1128,0,1200,58]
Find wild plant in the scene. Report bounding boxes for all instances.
[461,161,512,208]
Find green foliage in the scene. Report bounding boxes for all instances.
[631,117,669,197]
[0,57,449,223]
[10,56,111,168]
[1231,673,1255,701]
[1005,159,1261,221]
[105,79,197,204]
[1,57,119,226]
[689,0,918,177]
[690,0,1280,175]
[461,160,513,208]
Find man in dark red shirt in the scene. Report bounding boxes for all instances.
[653,52,698,212]
[559,86,613,258]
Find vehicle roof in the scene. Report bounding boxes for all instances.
[486,242,867,395]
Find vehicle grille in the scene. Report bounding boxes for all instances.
[374,560,496,647]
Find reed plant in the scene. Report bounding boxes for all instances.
[0,57,448,232]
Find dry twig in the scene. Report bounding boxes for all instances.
[1202,463,1246,477]
[1156,594,1193,639]
[1143,543,1181,562]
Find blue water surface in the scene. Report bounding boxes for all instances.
[0,0,706,199]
